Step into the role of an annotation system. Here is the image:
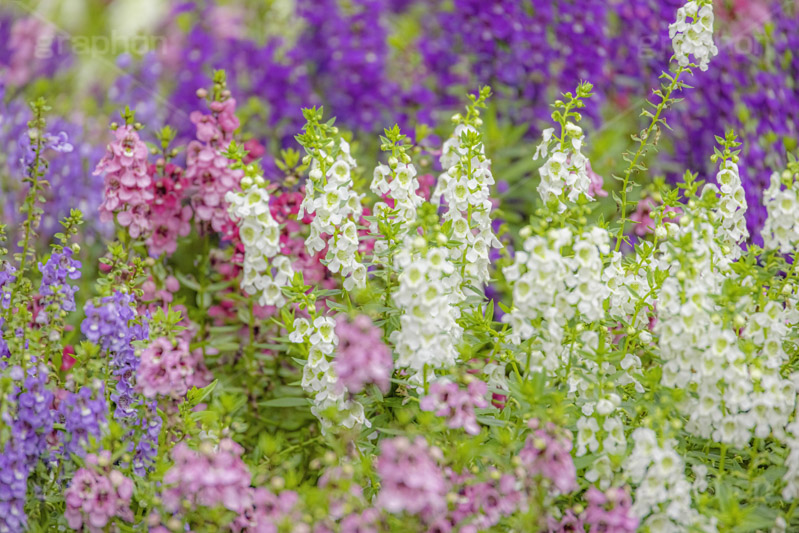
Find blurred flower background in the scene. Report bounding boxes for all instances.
[1,0,797,244]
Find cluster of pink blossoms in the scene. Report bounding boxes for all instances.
[375,436,448,521]
[158,439,295,531]
[137,336,212,400]
[546,487,638,533]
[420,380,489,435]
[519,419,578,494]
[63,452,134,532]
[334,315,393,394]
[95,124,153,238]
[146,163,192,256]
[186,95,243,236]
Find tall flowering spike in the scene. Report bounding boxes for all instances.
[57,384,107,458]
[390,236,463,388]
[291,313,369,432]
[64,452,134,532]
[186,74,243,237]
[533,82,596,214]
[37,247,82,318]
[669,1,718,71]
[710,132,748,255]
[81,292,160,473]
[146,163,192,257]
[297,108,366,291]
[434,87,502,287]
[376,436,448,521]
[95,120,152,238]
[226,174,293,307]
[761,161,799,254]
[0,364,54,533]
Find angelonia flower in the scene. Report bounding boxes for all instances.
[420,380,488,435]
[519,419,578,494]
[81,292,161,473]
[147,162,192,257]
[299,138,366,291]
[370,159,424,231]
[629,197,682,237]
[226,174,294,307]
[669,1,718,71]
[161,439,253,517]
[711,149,748,254]
[583,486,639,533]
[95,123,153,238]
[761,164,799,253]
[0,364,54,533]
[375,436,448,521]
[64,452,134,533]
[137,336,212,401]
[292,313,369,431]
[533,123,594,214]
[502,227,610,368]
[37,247,81,318]
[433,121,502,286]
[186,92,243,236]
[625,428,714,532]
[57,383,107,458]
[390,236,463,387]
[333,314,393,394]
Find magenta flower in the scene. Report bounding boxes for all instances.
[334,315,393,394]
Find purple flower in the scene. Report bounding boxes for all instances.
[37,248,81,317]
[334,315,393,394]
[57,385,107,457]
[376,436,448,521]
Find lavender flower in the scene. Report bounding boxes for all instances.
[37,248,81,317]
[57,385,107,458]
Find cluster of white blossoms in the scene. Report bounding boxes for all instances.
[654,190,796,449]
[371,160,424,228]
[290,314,368,431]
[709,158,748,257]
[432,123,501,286]
[502,227,609,359]
[226,175,293,307]
[669,1,718,72]
[761,167,799,253]
[533,123,594,213]
[575,395,626,489]
[625,429,717,533]
[389,235,463,388]
[299,139,366,290]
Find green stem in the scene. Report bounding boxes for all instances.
[614,67,685,252]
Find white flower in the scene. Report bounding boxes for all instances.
[669,1,718,71]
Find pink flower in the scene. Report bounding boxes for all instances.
[421,380,489,435]
[146,163,193,257]
[334,315,393,394]
[95,124,153,237]
[162,439,253,515]
[629,197,681,236]
[586,161,608,198]
[519,419,578,494]
[376,436,448,521]
[137,336,212,400]
[64,453,134,533]
[583,486,638,533]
